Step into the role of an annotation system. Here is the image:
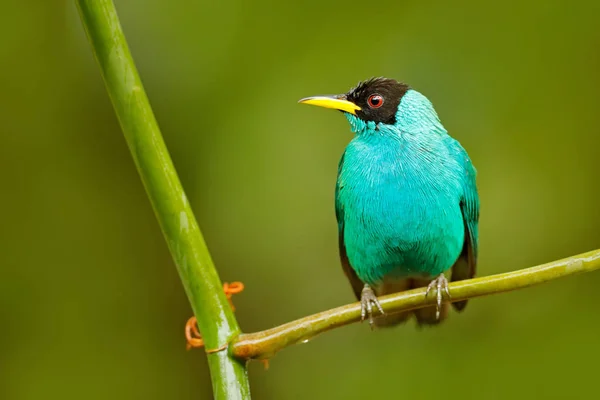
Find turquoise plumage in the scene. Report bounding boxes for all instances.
[300,78,479,326]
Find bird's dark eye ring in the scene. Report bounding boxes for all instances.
[367,94,384,109]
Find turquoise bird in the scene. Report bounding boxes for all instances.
[299,78,479,327]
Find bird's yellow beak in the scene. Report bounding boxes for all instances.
[298,95,361,115]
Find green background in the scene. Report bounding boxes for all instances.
[2,0,599,399]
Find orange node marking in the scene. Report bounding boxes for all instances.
[223,281,244,311]
[261,359,270,370]
[185,316,204,350]
[185,281,245,350]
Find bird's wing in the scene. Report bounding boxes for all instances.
[451,144,480,311]
[335,152,364,301]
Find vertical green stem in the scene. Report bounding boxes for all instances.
[75,1,250,398]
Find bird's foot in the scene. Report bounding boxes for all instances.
[185,281,245,350]
[425,274,451,320]
[360,284,385,328]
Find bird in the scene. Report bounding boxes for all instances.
[299,77,479,327]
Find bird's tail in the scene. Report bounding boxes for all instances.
[371,278,450,328]
[371,279,413,327]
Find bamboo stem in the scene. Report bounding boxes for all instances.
[75,1,250,398]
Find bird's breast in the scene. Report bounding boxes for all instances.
[337,134,465,284]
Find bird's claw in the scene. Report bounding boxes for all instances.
[360,284,384,328]
[425,274,451,320]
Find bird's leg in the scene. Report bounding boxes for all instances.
[185,281,245,350]
[360,284,385,327]
[425,274,451,320]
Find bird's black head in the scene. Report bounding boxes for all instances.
[345,77,410,124]
[299,77,410,125]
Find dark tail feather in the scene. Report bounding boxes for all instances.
[371,278,450,328]
[371,279,413,328]
[413,302,451,326]
[371,278,451,328]
[372,311,413,327]
[356,277,452,328]
[452,299,468,312]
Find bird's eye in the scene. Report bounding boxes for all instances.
[367,94,384,109]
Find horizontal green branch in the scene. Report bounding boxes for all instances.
[231,248,600,360]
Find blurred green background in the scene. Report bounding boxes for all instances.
[2,0,599,399]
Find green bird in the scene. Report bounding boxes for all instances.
[299,78,479,327]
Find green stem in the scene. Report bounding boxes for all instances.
[231,249,600,360]
[75,1,250,398]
